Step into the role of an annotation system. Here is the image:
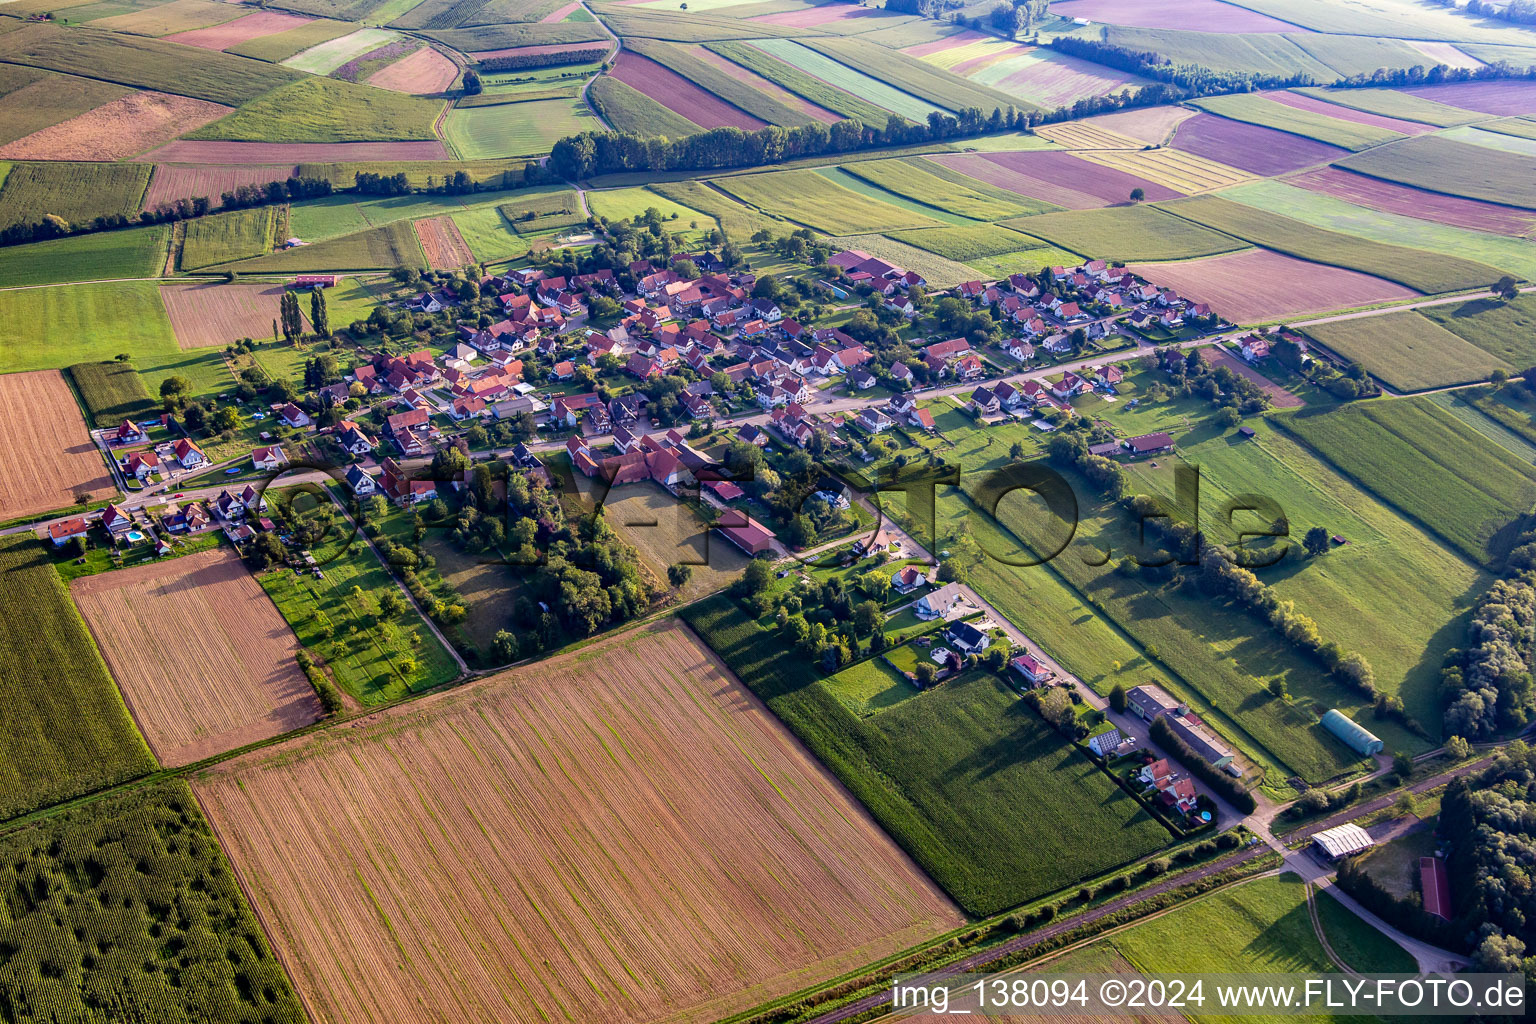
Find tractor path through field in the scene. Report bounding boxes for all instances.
[580,1,621,133]
[1305,881,1358,975]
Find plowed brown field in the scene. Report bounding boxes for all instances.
[0,92,232,161]
[143,163,298,211]
[413,214,474,269]
[0,369,114,521]
[367,45,459,94]
[73,547,321,766]
[160,281,299,349]
[195,620,963,1024]
[1128,248,1416,322]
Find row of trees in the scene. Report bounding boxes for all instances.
[1441,525,1536,739]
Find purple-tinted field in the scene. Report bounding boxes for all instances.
[1264,90,1435,135]
[1404,80,1536,116]
[609,52,766,131]
[1128,249,1416,322]
[1049,0,1305,32]
[1286,166,1536,237]
[938,150,1181,208]
[144,163,298,210]
[751,4,881,25]
[136,140,451,162]
[1170,112,1346,176]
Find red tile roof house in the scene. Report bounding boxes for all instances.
[173,438,206,468]
[278,403,311,429]
[251,445,286,471]
[1010,653,1054,685]
[48,516,92,547]
[715,510,776,555]
[1124,431,1174,457]
[114,419,146,445]
[1139,758,1175,787]
[892,565,927,593]
[100,503,134,538]
[124,449,160,482]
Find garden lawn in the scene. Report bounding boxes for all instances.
[1001,204,1249,263]
[1420,293,1536,369]
[0,224,166,286]
[0,537,155,821]
[0,280,230,396]
[1160,194,1505,294]
[713,167,942,234]
[1218,178,1536,283]
[186,76,444,143]
[821,654,922,718]
[1302,311,1509,391]
[1278,397,1536,566]
[684,594,1172,916]
[444,97,600,158]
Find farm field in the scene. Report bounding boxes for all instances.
[1031,120,1143,149]
[826,232,976,288]
[1144,426,1485,730]
[501,188,586,234]
[651,178,778,237]
[685,597,1174,914]
[1421,292,1536,369]
[1483,116,1536,141]
[73,547,323,766]
[444,97,600,158]
[1303,310,1510,391]
[226,17,357,61]
[186,77,445,143]
[681,42,841,124]
[1190,93,1405,150]
[195,620,964,1024]
[0,22,302,106]
[138,138,452,162]
[962,45,1149,110]
[601,484,750,601]
[887,222,1065,261]
[1162,194,1506,293]
[0,223,167,287]
[608,51,766,130]
[448,205,524,260]
[795,36,1024,117]
[0,536,155,821]
[180,205,275,269]
[1075,147,1252,193]
[586,76,704,139]
[0,369,115,521]
[162,8,315,50]
[1443,123,1536,157]
[0,780,307,1024]
[713,167,942,234]
[1169,111,1347,176]
[259,489,457,702]
[1127,248,1416,322]
[1081,104,1195,145]
[818,165,975,227]
[366,43,459,93]
[1217,179,1536,282]
[1264,88,1436,136]
[962,245,1087,281]
[226,220,425,271]
[90,0,247,37]
[929,150,1179,209]
[159,281,298,348]
[748,37,945,121]
[1294,86,1487,127]
[143,161,298,210]
[1002,205,1247,263]
[1404,79,1536,117]
[0,160,152,233]
[0,69,129,147]
[281,26,399,73]
[705,41,893,126]
[586,185,706,225]
[839,157,1043,220]
[1284,166,1536,237]
[1050,0,1305,30]
[1280,397,1536,566]
[68,359,158,426]
[1337,134,1536,210]
[413,213,475,268]
[822,656,921,718]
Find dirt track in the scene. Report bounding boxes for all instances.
[195,620,962,1024]
[72,547,321,766]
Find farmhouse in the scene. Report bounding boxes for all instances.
[915,582,964,620]
[1124,432,1174,457]
[48,517,91,547]
[124,449,160,482]
[100,503,133,538]
[252,445,286,471]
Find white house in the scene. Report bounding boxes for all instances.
[915,582,964,620]
[251,445,286,471]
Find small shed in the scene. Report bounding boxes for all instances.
[1321,709,1383,756]
[1311,822,1374,861]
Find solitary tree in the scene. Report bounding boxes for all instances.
[1109,682,1127,713]
[310,288,330,339]
[1129,187,1146,203]
[1302,526,1331,557]
[1495,274,1520,302]
[666,563,693,588]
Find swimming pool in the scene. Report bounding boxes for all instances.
[125,530,145,542]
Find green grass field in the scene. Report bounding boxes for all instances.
[822,655,922,718]
[0,537,156,821]
[0,780,307,1023]
[228,221,424,271]
[1219,178,1536,282]
[1191,92,1406,149]
[226,17,358,62]
[68,359,159,426]
[0,224,166,286]
[186,76,444,143]
[1293,86,1486,127]
[1162,194,1505,294]
[909,154,1061,212]
[649,178,777,237]
[1303,310,1509,391]
[1001,205,1250,263]
[260,492,459,703]
[1112,873,1415,976]
[1096,24,1334,79]
[587,185,706,225]
[883,222,1059,264]
[1279,397,1536,566]
[623,37,814,127]
[798,35,1023,115]
[824,232,976,288]
[0,280,230,396]
[713,167,942,235]
[683,595,1172,916]
[444,96,601,159]
[585,75,701,139]
[499,187,584,235]
[0,21,301,104]
[705,40,894,125]
[0,161,152,233]
[280,26,399,73]
[748,37,942,121]
[181,206,275,270]
[1337,134,1536,210]
[449,204,525,261]
[816,165,975,227]
[1421,293,1536,369]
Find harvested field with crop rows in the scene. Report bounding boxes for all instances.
[1265,88,1435,135]
[196,620,963,1024]
[74,548,322,766]
[1081,104,1194,145]
[413,213,475,268]
[1285,166,1536,237]
[0,369,114,521]
[142,162,298,210]
[1128,248,1415,322]
[1170,111,1346,176]
[137,139,451,163]
[163,9,315,50]
[1404,79,1536,116]
[929,150,1179,209]
[160,282,298,348]
[1077,147,1251,192]
[367,44,460,92]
